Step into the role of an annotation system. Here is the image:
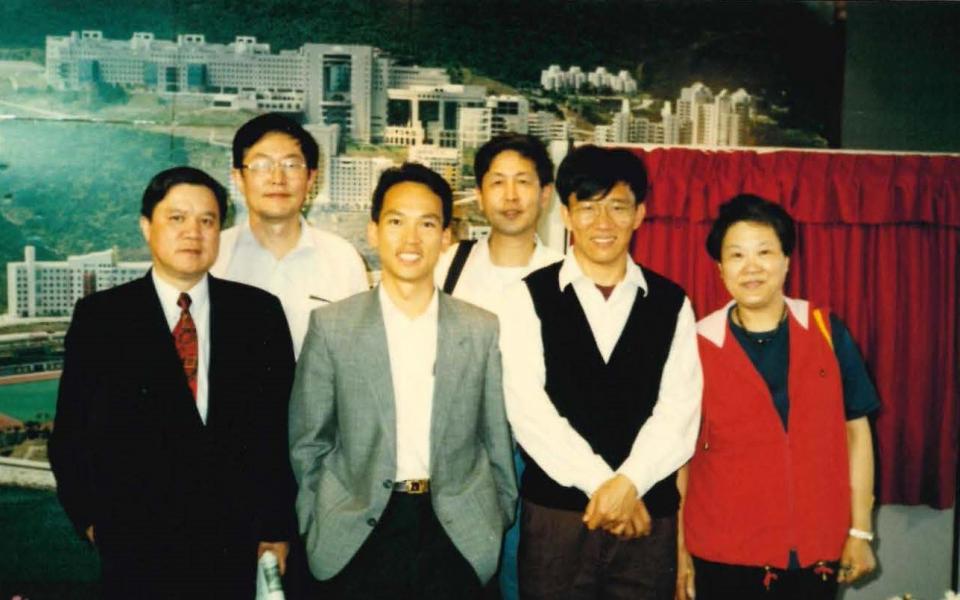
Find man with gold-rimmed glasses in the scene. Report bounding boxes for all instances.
[499,145,702,599]
[212,113,368,358]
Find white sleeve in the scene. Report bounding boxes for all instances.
[499,282,615,496]
[616,296,703,496]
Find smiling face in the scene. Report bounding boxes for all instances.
[139,183,221,290]
[367,180,451,290]
[561,181,645,281]
[232,132,318,224]
[718,220,790,313]
[477,150,551,238]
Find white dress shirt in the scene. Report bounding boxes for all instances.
[151,271,211,424]
[498,250,703,498]
[378,286,439,481]
[434,237,563,315]
[212,217,369,358]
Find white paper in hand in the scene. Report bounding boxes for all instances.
[256,550,286,600]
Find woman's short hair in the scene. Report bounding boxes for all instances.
[705,194,796,260]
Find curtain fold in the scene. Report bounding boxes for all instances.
[630,147,960,508]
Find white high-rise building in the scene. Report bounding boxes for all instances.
[487,95,529,136]
[46,31,307,111]
[408,146,462,191]
[593,125,614,145]
[384,85,486,148]
[301,44,387,145]
[45,30,451,146]
[458,107,492,149]
[457,95,530,149]
[325,156,395,212]
[661,101,680,145]
[6,246,150,320]
[388,65,449,89]
[710,88,752,146]
[677,82,715,145]
[599,99,664,145]
[527,111,571,143]
[671,83,752,147]
[541,64,636,93]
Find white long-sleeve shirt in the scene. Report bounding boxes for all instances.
[498,250,703,498]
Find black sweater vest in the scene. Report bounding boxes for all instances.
[521,262,685,517]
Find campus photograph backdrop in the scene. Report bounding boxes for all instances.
[0,1,957,598]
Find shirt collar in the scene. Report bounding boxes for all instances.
[474,235,557,271]
[378,284,439,324]
[151,269,209,313]
[557,248,648,295]
[236,215,314,255]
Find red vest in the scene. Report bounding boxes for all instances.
[684,300,850,568]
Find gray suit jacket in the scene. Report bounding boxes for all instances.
[289,288,517,582]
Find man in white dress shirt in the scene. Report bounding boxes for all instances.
[434,133,562,600]
[499,145,703,599]
[212,113,368,357]
[289,163,517,599]
[435,133,562,306]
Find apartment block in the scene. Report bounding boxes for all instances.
[6,246,150,320]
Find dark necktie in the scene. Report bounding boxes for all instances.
[173,292,198,400]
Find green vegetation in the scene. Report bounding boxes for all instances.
[0,378,58,422]
[0,120,231,310]
[0,486,100,597]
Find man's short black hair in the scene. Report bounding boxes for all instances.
[232,113,320,170]
[370,163,453,227]
[555,145,648,206]
[705,194,797,261]
[141,166,228,226]
[474,133,554,188]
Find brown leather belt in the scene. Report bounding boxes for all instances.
[393,479,430,494]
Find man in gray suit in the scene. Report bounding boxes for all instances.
[289,162,517,598]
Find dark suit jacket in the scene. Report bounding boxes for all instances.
[49,273,297,598]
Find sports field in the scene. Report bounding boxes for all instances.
[0,377,58,422]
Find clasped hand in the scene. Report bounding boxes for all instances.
[582,474,651,539]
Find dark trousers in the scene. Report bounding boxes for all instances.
[326,492,482,600]
[518,500,676,600]
[99,537,257,600]
[693,556,840,600]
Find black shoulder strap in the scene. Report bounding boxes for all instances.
[442,239,478,294]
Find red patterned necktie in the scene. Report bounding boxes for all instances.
[173,292,198,400]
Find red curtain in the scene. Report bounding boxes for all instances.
[629,147,960,508]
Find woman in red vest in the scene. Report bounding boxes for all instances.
[676,195,879,599]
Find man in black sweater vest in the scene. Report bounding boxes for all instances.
[499,145,703,599]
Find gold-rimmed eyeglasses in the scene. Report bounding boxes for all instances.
[242,158,309,176]
[569,198,636,225]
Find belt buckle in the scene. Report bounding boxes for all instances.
[396,479,430,494]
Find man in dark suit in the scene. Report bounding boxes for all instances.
[49,166,297,599]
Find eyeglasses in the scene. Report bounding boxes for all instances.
[242,158,309,175]
[570,199,636,225]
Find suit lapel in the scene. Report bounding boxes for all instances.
[430,294,467,460]
[358,292,398,451]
